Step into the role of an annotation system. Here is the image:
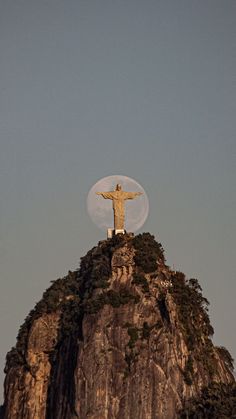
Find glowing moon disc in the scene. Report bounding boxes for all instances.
[87,175,149,232]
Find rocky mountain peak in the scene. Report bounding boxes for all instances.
[1,233,235,418]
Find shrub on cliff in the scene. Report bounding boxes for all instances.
[215,346,234,371]
[132,233,165,273]
[169,272,219,380]
[179,382,236,418]
[170,273,213,350]
[131,273,149,293]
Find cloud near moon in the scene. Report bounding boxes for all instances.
[87,175,149,232]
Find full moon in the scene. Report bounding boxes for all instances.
[87,175,149,232]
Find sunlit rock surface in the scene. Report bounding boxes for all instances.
[1,234,234,419]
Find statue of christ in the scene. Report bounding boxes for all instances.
[96,184,142,230]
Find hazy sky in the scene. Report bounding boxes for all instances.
[0,0,235,400]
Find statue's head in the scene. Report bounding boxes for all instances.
[116,184,122,191]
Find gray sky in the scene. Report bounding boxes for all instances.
[0,0,235,400]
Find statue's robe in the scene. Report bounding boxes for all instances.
[97,191,141,230]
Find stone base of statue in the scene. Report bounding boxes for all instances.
[107,228,125,239]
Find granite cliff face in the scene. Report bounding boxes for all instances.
[1,234,235,418]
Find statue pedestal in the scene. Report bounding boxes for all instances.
[107,229,125,238]
[115,229,125,235]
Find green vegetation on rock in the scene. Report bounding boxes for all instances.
[132,232,165,273]
[169,273,213,347]
[183,356,194,385]
[131,273,149,293]
[84,288,140,314]
[179,382,236,418]
[124,325,140,376]
[215,346,234,371]
[169,272,218,380]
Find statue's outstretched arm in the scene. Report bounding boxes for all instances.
[125,192,143,200]
[96,192,114,200]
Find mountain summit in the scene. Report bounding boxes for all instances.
[1,233,235,418]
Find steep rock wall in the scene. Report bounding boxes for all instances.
[1,234,234,419]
